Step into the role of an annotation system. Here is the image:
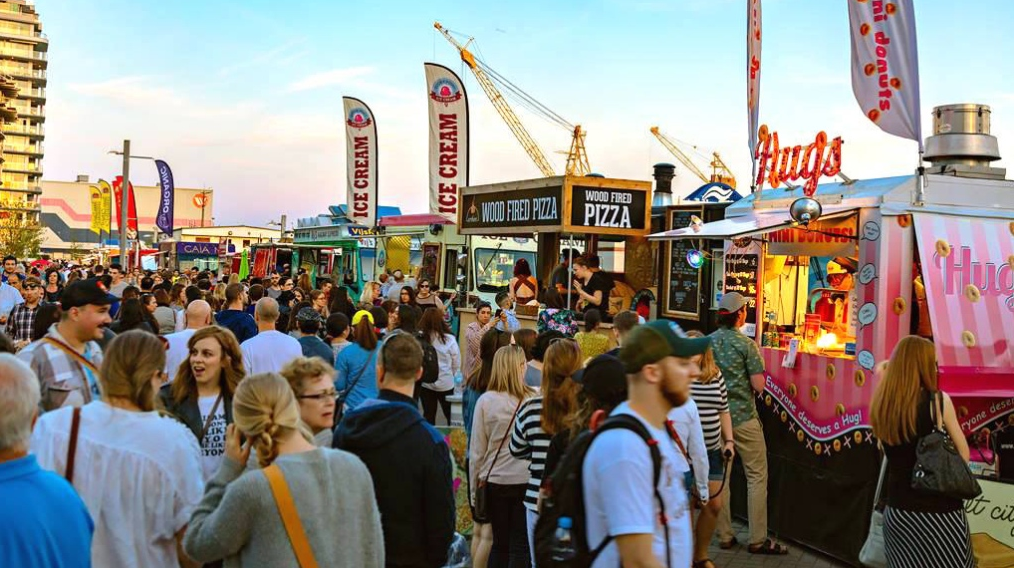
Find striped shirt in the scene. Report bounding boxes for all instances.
[690,374,730,451]
[509,396,551,511]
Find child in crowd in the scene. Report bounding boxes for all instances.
[493,291,521,333]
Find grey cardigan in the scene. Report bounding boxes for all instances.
[184,448,384,568]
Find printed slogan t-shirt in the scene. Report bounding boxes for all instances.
[198,395,227,481]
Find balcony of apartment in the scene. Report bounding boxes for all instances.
[0,27,46,50]
[0,182,41,195]
[2,160,40,175]
[0,45,46,67]
[2,122,42,139]
[15,85,43,101]
[0,63,44,84]
[0,197,41,213]
[4,141,42,157]
[10,102,42,120]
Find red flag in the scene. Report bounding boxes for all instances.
[112,176,139,238]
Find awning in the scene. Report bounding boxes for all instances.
[379,214,454,227]
[648,206,857,241]
[914,213,1014,396]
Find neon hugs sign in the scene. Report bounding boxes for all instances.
[754,124,843,197]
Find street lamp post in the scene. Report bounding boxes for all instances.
[107,140,154,267]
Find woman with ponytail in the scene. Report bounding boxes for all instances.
[31,330,204,568]
[184,372,384,567]
[335,310,381,411]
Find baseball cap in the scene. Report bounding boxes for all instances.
[61,279,116,310]
[295,307,323,323]
[573,354,628,404]
[352,309,374,326]
[718,292,748,314]
[619,320,711,374]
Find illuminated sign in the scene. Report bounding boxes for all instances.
[177,242,218,256]
[754,124,843,197]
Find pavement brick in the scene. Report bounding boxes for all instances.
[705,520,851,568]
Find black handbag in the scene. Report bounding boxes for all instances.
[911,392,982,500]
[474,399,522,523]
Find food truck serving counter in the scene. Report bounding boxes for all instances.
[651,170,1014,563]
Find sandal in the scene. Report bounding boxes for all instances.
[748,539,788,555]
[718,536,737,550]
[693,560,717,568]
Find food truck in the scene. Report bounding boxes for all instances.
[651,105,1014,563]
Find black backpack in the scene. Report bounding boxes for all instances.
[534,414,669,568]
[415,331,440,384]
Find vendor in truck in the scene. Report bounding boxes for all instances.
[572,255,613,318]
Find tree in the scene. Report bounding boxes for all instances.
[0,212,44,259]
[68,241,86,262]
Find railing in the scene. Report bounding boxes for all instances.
[0,65,44,79]
[0,199,41,211]
[0,48,45,61]
[4,142,42,154]
[0,24,45,39]
[2,123,43,136]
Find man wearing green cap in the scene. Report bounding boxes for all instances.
[582,319,711,568]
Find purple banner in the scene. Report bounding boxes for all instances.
[177,242,218,256]
[154,159,174,237]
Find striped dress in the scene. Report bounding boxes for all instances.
[509,396,551,512]
[689,374,729,451]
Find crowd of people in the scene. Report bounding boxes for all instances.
[0,252,975,568]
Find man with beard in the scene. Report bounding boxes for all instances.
[582,320,710,568]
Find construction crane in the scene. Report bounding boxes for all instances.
[650,126,737,188]
[435,22,590,177]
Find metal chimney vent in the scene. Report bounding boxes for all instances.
[923,104,1005,180]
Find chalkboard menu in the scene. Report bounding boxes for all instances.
[723,252,759,328]
[662,207,704,320]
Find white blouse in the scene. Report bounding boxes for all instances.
[31,401,204,568]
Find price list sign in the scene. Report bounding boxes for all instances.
[723,251,759,329]
[662,207,704,320]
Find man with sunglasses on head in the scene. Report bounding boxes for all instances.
[333,332,454,568]
[5,276,42,350]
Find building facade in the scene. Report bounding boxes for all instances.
[0,0,45,224]
[41,177,214,255]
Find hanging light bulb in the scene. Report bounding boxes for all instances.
[686,249,705,269]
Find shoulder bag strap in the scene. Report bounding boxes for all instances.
[198,393,224,446]
[930,391,945,431]
[43,336,100,375]
[338,350,376,405]
[873,455,888,509]
[264,464,320,568]
[484,398,523,481]
[66,406,82,484]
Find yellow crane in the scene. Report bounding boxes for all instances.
[435,22,590,177]
[650,126,737,188]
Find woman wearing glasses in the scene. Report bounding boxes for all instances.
[280,356,337,447]
[31,330,204,568]
[160,326,246,482]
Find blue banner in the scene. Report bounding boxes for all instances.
[154,159,174,237]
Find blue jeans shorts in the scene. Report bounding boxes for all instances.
[707,448,726,482]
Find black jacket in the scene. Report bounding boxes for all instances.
[158,384,234,444]
[333,390,455,568]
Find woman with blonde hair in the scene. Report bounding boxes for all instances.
[509,337,581,563]
[212,282,227,307]
[470,345,537,568]
[183,372,383,567]
[160,326,245,481]
[684,329,735,568]
[870,336,973,568]
[32,330,204,568]
[280,356,337,447]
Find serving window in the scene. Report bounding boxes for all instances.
[758,214,860,360]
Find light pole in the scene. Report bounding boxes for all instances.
[107,141,154,266]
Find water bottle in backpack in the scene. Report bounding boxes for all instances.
[552,517,576,562]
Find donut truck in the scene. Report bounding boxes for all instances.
[650,104,1014,565]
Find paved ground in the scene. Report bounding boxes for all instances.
[705,520,851,568]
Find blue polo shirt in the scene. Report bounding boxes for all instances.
[0,454,93,568]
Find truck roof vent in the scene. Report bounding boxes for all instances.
[924,104,1005,180]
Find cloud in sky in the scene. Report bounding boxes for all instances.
[285,66,377,93]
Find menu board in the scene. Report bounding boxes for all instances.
[662,207,703,320]
[723,251,759,330]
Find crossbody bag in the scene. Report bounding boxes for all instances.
[264,464,319,568]
[474,398,522,523]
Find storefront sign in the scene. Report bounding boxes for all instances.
[461,185,563,232]
[767,215,858,257]
[966,479,1014,556]
[662,207,704,320]
[724,243,760,335]
[570,186,647,230]
[177,242,218,256]
[348,226,381,237]
[754,124,843,197]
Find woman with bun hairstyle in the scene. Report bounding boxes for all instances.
[183,372,384,567]
[160,326,245,482]
[31,330,204,568]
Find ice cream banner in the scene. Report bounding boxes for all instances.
[89,185,103,235]
[747,0,761,155]
[848,0,923,148]
[154,159,175,237]
[425,62,469,221]
[97,179,112,236]
[343,96,378,228]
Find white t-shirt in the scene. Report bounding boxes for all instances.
[241,330,303,375]
[197,395,227,481]
[164,328,197,379]
[667,399,710,502]
[30,401,204,568]
[582,402,692,568]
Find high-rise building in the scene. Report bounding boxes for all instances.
[0,0,45,224]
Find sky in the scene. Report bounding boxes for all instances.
[40,0,1014,226]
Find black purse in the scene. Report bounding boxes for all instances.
[474,399,522,523]
[911,392,982,500]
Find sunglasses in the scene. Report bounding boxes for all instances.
[24,284,39,289]
[419,284,430,289]
[298,388,337,401]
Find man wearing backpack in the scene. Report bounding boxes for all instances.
[582,320,710,568]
